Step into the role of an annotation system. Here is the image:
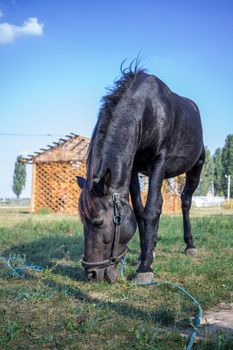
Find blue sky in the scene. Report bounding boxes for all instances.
[0,0,232,198]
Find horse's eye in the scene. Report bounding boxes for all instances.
[93,219,103,228]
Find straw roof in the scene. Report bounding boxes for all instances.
[22,133,90,164]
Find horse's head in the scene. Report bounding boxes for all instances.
[77,169,137,282]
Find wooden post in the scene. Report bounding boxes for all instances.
[30,163,36,212]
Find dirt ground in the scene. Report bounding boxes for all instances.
[200,303,233,337]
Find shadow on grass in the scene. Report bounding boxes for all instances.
[2,234,85,281]
[1,233,188,329]
[2,237,178,330]
[43,278,233,349]
[43,277,177,326]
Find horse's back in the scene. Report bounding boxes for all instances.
[131,73,204,177]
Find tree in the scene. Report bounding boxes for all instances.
[222,134,233,198]
[213,147,223,195]
[12,155,26,199]
[196,146,214,196]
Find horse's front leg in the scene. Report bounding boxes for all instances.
[130,171,145,256]
[135,154,165,283]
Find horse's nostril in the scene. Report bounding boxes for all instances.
[87,270,97,281]
[86,268,106,281]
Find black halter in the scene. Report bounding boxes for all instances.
[81,189,129,271]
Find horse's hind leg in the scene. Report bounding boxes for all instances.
[181,151,205,254]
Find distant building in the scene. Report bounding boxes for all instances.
[192,196,225,207]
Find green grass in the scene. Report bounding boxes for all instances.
[0,209,233,349]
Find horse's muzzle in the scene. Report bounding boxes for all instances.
[86,265,118,283]
[86,268,105,281]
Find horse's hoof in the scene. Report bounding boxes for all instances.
[133,272,155,285]
[185,248,197,255]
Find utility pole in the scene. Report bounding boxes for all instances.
[225,175,231,202]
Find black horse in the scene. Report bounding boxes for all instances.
[77,64,205,283]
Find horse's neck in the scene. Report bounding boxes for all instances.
[90,120,137,196]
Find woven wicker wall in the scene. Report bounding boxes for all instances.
[138,175,181,213]
[33,161,86,213]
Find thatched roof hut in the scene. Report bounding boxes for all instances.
[22,134,89,213]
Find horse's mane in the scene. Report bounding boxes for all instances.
[99,59,145,123]
[86,59,146,177]
[80,59,146,221]
[79,186,97,222]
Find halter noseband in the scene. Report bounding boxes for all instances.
[81,189,129,271]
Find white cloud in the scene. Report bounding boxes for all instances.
[0,17,44,44]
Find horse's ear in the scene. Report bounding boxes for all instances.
[76,176,86,189]
[93,168,112,196]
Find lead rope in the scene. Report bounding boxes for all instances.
[119,257,202,350]
[0,256,43,277]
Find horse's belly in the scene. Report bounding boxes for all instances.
[165,121,203,177]
[165,151,201,178]
[134,145,202,178]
